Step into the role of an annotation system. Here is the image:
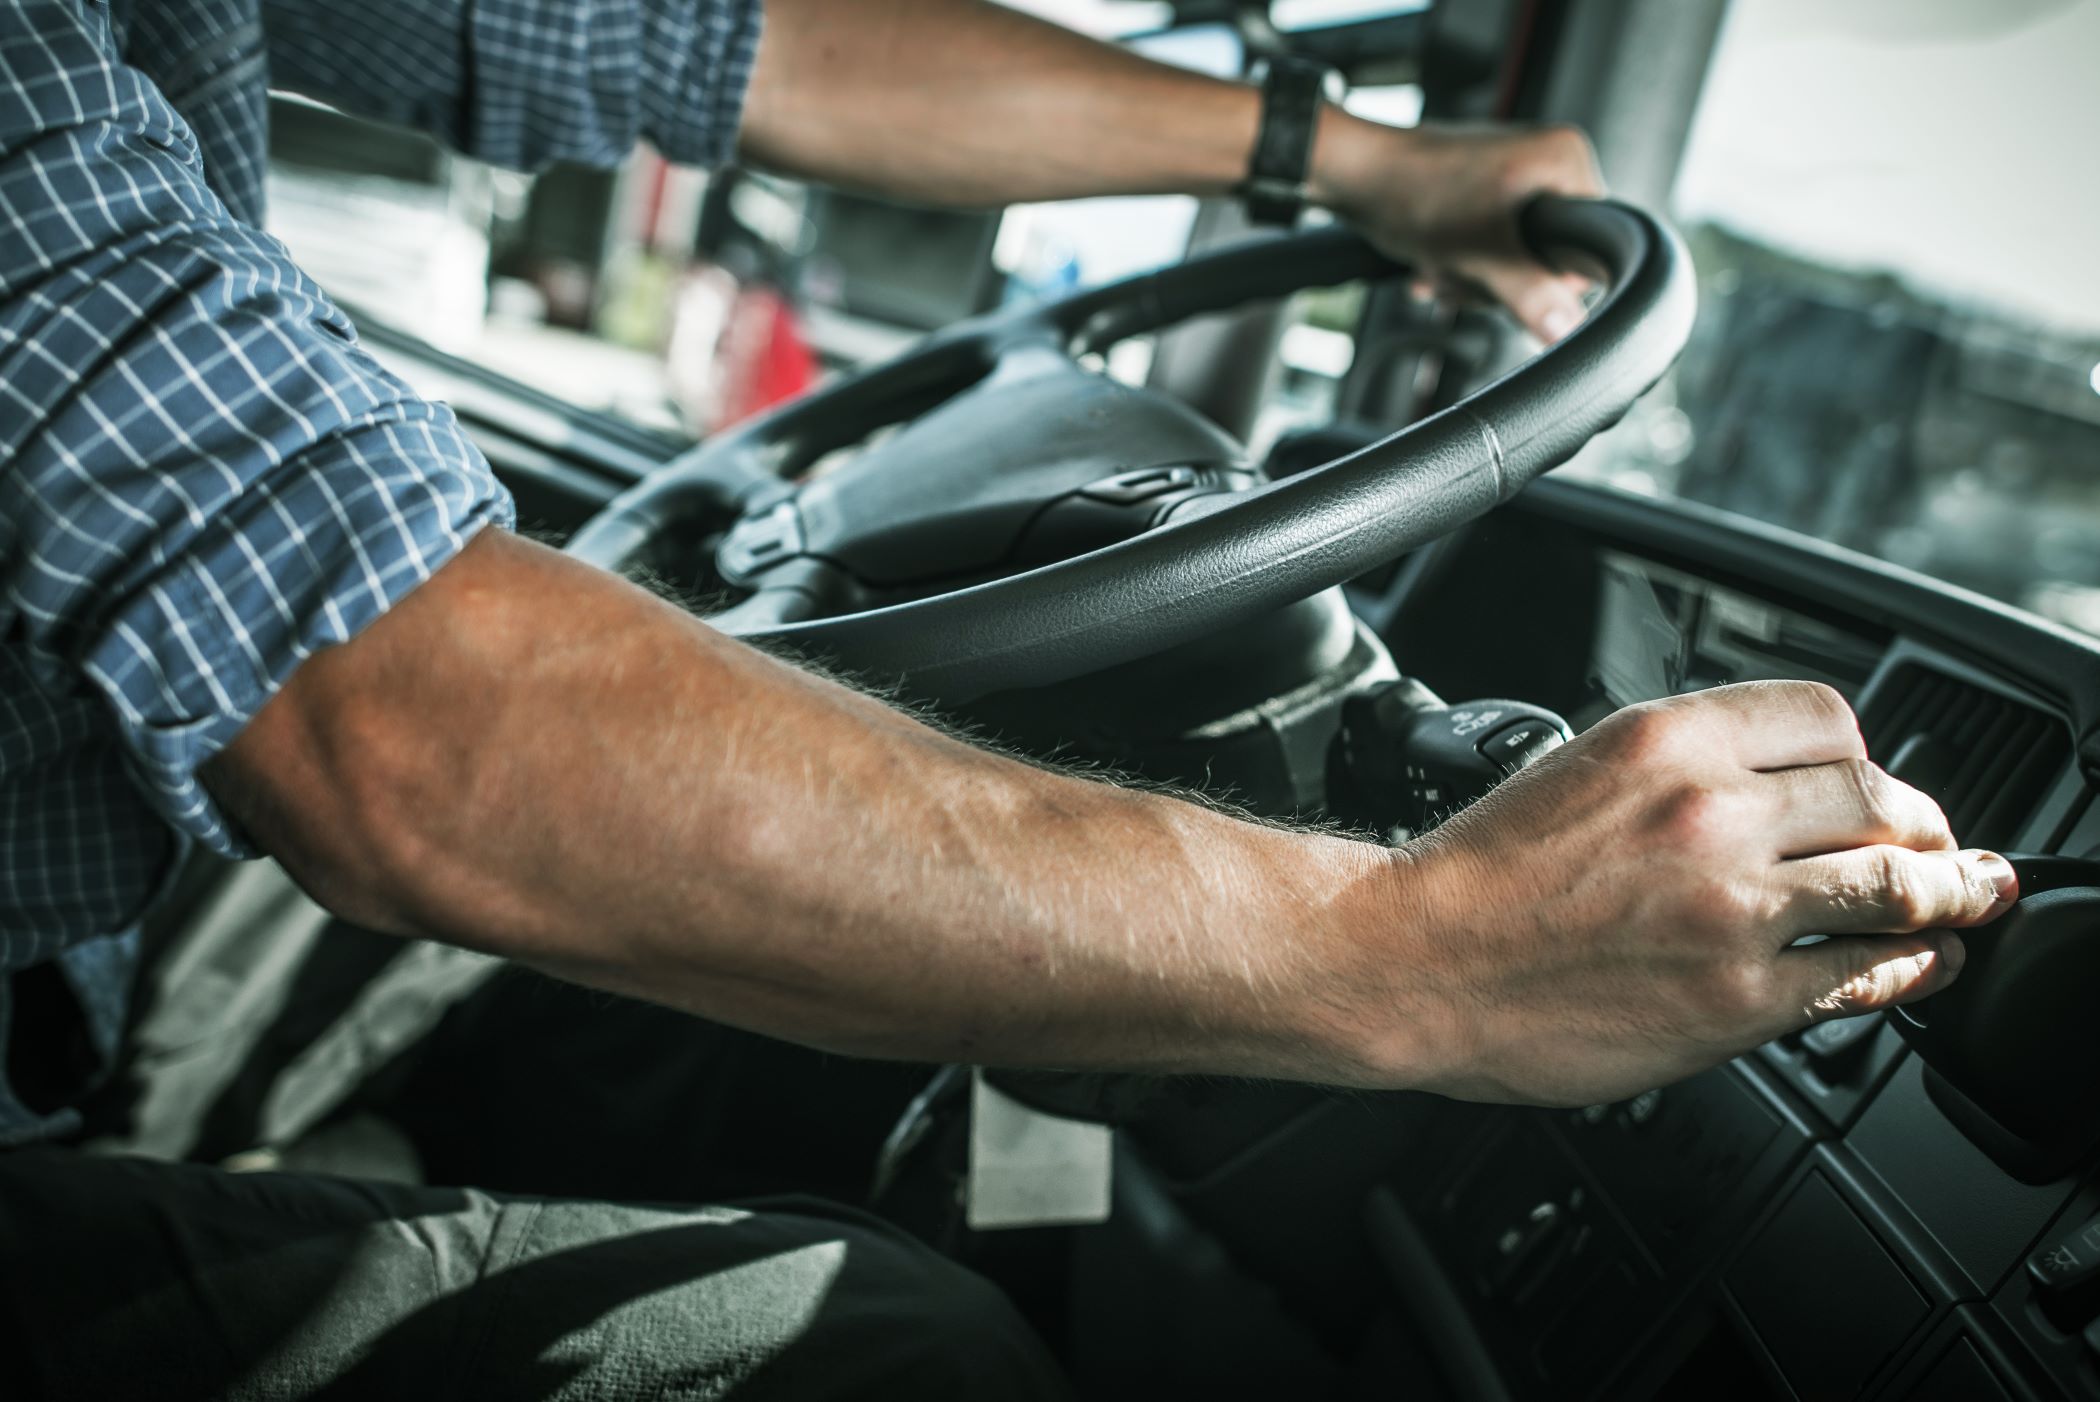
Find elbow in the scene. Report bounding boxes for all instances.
[199,531,552,948]
[204,678,468,942]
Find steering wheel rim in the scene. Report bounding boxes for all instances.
[566,196,1694,704]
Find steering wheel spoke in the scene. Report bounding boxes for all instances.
[565,442,777,575]
[707,584,820,634]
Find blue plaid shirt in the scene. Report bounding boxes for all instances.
[0,0,761,1143]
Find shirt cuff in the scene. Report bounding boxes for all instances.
[80,403,514,859]
[645,0,765,168]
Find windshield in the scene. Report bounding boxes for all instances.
[1568,0,2100,636]
[268,0,2100,634]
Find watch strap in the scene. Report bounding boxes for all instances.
[1239,56,1335,227]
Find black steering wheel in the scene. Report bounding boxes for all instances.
[565,197,1694,702]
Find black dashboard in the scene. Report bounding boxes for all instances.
[1356,477,2100,1402]
[466,381,2100,1400]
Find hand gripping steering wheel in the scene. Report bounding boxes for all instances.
[565,197,1694,702]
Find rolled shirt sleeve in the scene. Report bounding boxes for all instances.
[262,0,764,171]
[1,0,512,859]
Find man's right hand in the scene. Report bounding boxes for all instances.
[1355,681,2016,1106]
[214,536,2012,1104]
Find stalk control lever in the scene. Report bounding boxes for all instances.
[1331,679,1573,838]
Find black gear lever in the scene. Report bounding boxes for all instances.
[1331,679,1573,838]
[1890,853,2100,1181]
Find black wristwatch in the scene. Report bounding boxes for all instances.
[1238,56,1342,227]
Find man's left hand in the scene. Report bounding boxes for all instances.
[1313,118,1607,342]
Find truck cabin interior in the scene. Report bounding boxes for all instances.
[84,2,2100,1399]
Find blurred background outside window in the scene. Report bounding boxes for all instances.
[1565,0,2100,636]
[263,1,1420,449]
[264,0,2100,637]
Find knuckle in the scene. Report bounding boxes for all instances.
[1816,864,1877,922]
[1796,679,1849,709]
[1686,872,1759,934]
[1956,857,1997,915]
[1704,958,1774,1023]
[1927,795,1954,841]
[1844,759,1896,830]
[1609,702,1685,765]
[1506,279,1554,318]
[1789,678,1850,715]
[1874,850,1930,927]
[1811,954,1915,1017]
[1660,782,1726,845]
[1804,972,1862,1019]
[1909,786,1955,845]
[1796,681,1866,752]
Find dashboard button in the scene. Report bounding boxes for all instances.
[1080,466,1197,504]
[2027,1211,2100,1294]
[717,501,805,582]
[1485,1199,1565,1295]
[1800,1013,1880,1066]
[1476,717,1567,773]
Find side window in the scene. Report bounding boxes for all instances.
[1568,0,2100,636]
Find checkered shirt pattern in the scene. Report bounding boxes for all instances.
[0,0,761,1142]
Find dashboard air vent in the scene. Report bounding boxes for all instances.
[1858,663,2070,849]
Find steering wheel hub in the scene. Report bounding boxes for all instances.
[720,346,1251,592]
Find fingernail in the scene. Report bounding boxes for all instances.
[1940,933,1967,978]
[1540,305,1580,341]
[1969,850,2018,907]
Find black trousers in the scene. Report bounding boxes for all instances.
[0,955,1070,1400]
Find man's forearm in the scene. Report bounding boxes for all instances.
[207,531,1427,1086]
[739,0,1379,209]
[207,530,2012,1109]
[736,0,1604,341]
